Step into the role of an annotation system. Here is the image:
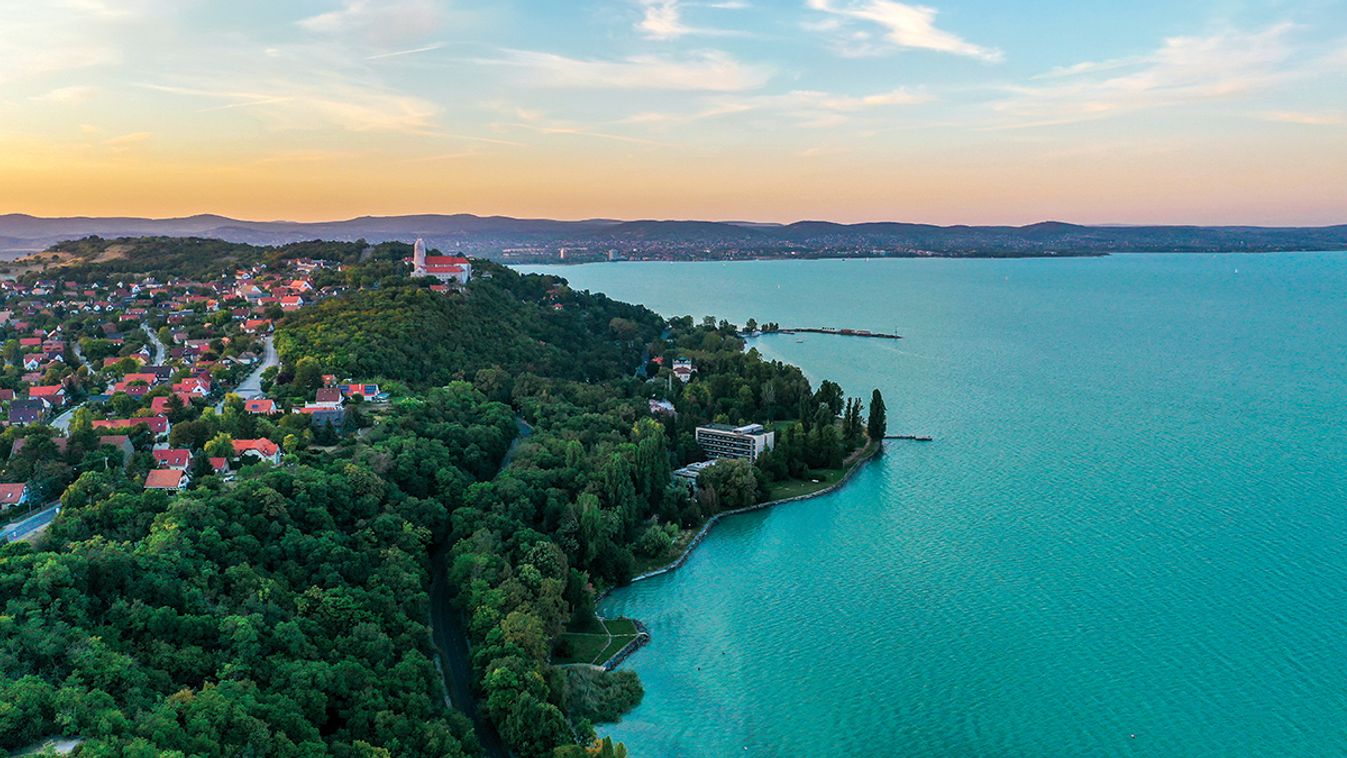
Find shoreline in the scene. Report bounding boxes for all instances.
[592,440,884,670]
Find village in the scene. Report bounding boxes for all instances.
[0,241,472,541]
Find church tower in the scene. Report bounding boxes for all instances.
[412,238,427,276]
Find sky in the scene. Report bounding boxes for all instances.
[1,0,1345,225]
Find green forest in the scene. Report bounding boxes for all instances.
[0,248,884,757]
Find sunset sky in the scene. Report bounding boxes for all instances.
[3,0,1345,225]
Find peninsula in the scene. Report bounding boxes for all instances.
[0,237,887,758]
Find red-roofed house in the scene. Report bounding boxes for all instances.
[0,483,29,511]
[113,381,152,397]
[174,377,210,396]
[98,435,135,466]
[149,395,180,415]
[244,398,277,415]
[28,386,66,406]
[233,438,282,465]
[145,469,188,491]
[94,416,170,437]
[314,387,343,407]
[152,449,193,470]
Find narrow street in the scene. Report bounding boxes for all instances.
[217,336,277,411]
[141,323,167,364]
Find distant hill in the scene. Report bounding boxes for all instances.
[1,213,1345,259]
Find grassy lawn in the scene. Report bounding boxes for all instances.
[767,467,847,500]
[553,616,641,666]
[767,441,878,501]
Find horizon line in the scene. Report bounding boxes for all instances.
[2,211,1344,230]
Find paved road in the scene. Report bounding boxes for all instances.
[217,336,277,410]
[51,341,90,433]
[2,503,60,542]
[51,403,82,433]
[141,323,167,364]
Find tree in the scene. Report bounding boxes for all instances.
[291,356,324,395]
[867,388,887,441]
[204,432,235,459]
[814,380,844,417]
[842,397,865,448]
[698,459,759,511]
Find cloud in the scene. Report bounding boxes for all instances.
[32,85,98,104]
[298,0,443,47]
[994,24,1297,126]
[365,43,447,61]
[103,131,153,150]
[1258,111,1343,126]
[638,0,693,39]
[145,81,441,134]
[624,86,930,127]
[634,0,745,40]
[486,50,771,91]
[805,0,1002,62]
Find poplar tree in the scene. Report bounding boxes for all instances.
[867,388,887,441]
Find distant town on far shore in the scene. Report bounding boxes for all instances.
[3,213,1346,264]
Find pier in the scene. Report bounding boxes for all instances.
[885,435,933,442]
[766,327,903,340]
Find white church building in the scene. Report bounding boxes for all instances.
[411,239,472,285]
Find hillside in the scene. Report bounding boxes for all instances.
[276,262,664,385]
[3,213,1346,259]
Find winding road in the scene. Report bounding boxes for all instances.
[430,541,510,758]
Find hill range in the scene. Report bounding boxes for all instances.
[2,213,1345,260]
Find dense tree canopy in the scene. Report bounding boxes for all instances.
[1,244,877,758]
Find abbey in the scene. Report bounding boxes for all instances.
[410,238,472,285]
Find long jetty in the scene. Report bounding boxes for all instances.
[768,327,902,340]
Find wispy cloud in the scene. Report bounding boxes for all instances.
[298,0,444,47]
[625,86,930,128]
[144,81,441,134]
[993,24,1297,127]
[635,0,743,40]
[805,0,1002,61]
[32,85,98,104]
[365,42,446,60]
[485,49,771,91]
[103,131,153,149]
[1258,110,1343,126]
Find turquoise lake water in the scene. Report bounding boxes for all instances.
[523,254,1347,757]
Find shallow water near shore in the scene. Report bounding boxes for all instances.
[522,254,1347,757]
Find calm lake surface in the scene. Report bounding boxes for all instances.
[523,254,1347,757]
